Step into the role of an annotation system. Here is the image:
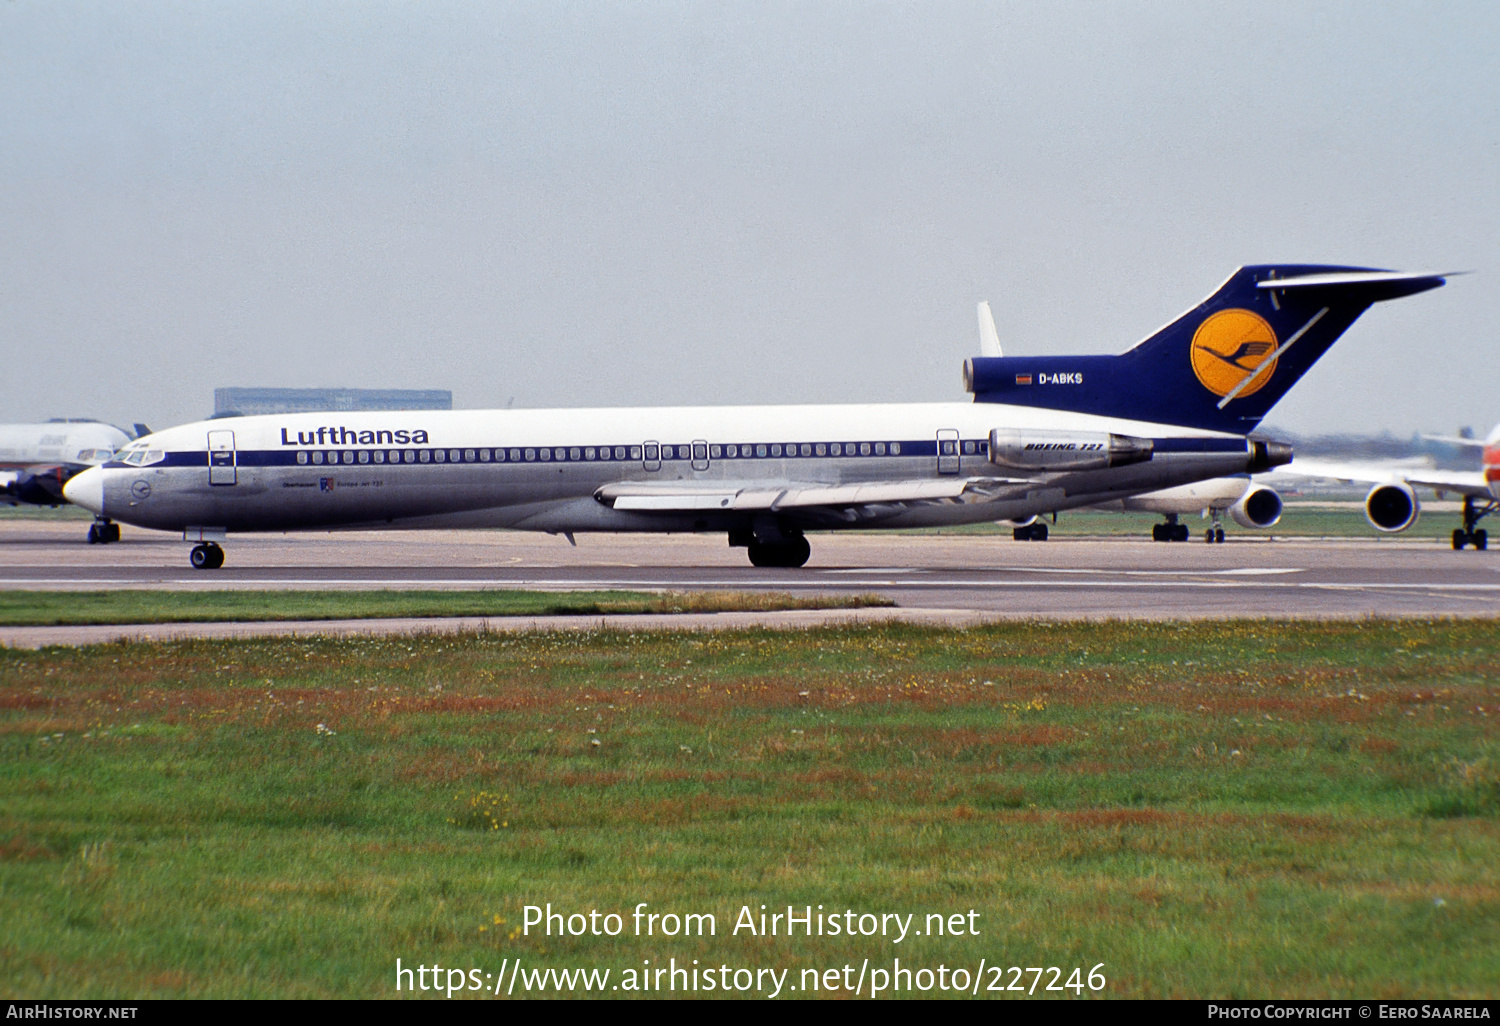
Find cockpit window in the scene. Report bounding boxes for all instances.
[124,450,166,466]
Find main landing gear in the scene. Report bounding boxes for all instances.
[86,518,120,544]
[1013,521,1049,541]
[748,535,811,568]
[1151,514,1190,543]
[1452,496,1495,551]
[189,542,225,569]
[731,524,812,568]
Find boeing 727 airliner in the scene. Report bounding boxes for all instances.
[64,265,1446,568]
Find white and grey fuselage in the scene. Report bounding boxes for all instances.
[67,402,1282,542]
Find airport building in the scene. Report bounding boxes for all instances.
[213,387,452,417]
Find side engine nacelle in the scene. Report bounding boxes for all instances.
[988,428,1153,472]
[1229,485,1283,529]
[1365,482,1419,533]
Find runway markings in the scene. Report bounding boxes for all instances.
[821,568,926,574]
[998,566,1305,577]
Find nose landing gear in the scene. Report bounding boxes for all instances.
[86,519,120,544]
[189,542,225,569]
[1203,512,1226,544]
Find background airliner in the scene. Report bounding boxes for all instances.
[64,265,1444,569]
[1258,422,1500,550]
[0,419,143,542]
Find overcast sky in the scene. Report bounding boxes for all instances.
[2,1,1496,436]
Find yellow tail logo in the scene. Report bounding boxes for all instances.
[1190,309,1278,399]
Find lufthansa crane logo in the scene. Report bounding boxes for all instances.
[1189,309,1278,400]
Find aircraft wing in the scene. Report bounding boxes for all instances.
[595,477,1025,514]
[1264,460,1492,499]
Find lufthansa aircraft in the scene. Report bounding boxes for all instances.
[64,265,1445,569]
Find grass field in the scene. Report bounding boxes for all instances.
[0,589,892,627]
[3,620,1498,999]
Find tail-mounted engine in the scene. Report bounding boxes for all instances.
[988,429,1153,472]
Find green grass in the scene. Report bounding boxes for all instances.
[2,620,1498,998]
[0,505,92,520]
[0,589,892,627]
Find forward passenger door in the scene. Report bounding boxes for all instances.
[207,430,237,486]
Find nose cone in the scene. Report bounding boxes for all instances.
[63,466,105,515]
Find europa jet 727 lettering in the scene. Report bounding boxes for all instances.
[64,265,1445,569]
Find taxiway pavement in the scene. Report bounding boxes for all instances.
[1,522,1496,637]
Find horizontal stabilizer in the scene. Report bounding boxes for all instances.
[1256,270,1452,302]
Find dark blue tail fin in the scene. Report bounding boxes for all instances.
[964,265,1446,432]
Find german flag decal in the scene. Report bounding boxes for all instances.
[1015,374,1033,386]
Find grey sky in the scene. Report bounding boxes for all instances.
[2,1,1496,435]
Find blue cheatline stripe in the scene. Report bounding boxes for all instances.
[106,434,1246,470]
[1149,437,1247,453]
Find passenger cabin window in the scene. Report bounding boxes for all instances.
[373,451,384,463]
[402,450,414,463]
[465,449,476,462]
[450,449,461,462]
[297,452,308,465]
[480,449,490,462]
[312,451,324,464]
[874,442,885,456]
[629,446,642,460]
[891,442,901,455]
[727,444,738,458]
[434,450,446,462]
[585,447,595,460]
[709,444,721,459]
[419,450,430,463]
[570,447,581,461]
[860,443,871,456]
[962,440,975,455]
[358,450,370,463]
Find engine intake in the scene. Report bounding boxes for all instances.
[1366,482,1419,532]
[988,429,1153,472]
[1230,486,1283,529]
